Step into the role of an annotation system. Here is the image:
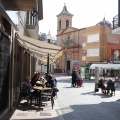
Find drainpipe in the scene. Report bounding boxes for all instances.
[30,55,31,78]
[10,25,15,110]
[47,53,49,79]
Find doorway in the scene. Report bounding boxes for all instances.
[67,60,70,71]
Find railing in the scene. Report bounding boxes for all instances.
[26,11,38,26]
[112,15,119,29]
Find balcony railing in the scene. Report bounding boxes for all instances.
[112,15,119,29]
[26,11,38,26]
[25,11,39,38]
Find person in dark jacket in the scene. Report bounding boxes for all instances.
[45,75,55,88]
[106,79,115,95]
[72,70,77,87]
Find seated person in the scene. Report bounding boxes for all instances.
[106,79,115,95]
[31,73,41,87]
[43,73,47,80]
[22,76,38,104]
[45,75,55,88]
[22,76,32,95]
[22,76,34,103]
[98,77,106,93]
[50,74,57,87]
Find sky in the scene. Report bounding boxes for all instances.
[39,0,118,38]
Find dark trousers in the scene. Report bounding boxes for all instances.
[72,79,76,86]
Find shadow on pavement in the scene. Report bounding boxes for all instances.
[60,101,120,120]
[81,91,114,98]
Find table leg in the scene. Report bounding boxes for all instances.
[38,90,42,109]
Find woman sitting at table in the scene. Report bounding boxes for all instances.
[22,76,32,94]
[31,73,41,87]
[22,76,35,104]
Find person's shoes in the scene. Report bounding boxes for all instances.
[73,86,75,87]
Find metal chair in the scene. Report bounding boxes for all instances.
[17,83,37,106]
[42,88,54,109]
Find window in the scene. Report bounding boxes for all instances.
[87,33,99,43]
[113,50,119,59]
[87,48,99,57]
[59,20,61,30]
[66,20,69,27]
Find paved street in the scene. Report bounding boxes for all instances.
[56,76,120,120]
[3,75,120,120]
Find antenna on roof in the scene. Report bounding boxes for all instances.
[103,13,106,24]
[103,13,105,20]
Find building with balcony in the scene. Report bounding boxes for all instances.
[112,0,120,34]
[0,0,43,119]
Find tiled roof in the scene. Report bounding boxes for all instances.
[96,17,111,28]
[58,4,73,16]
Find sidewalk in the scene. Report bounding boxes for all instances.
[3,73,68,120]
[3,98,64,120]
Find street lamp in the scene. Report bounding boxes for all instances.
[47,30,52,43]
[64,47,67,72]
[46,31,52,78]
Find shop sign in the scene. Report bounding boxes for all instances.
[72,60,79,67]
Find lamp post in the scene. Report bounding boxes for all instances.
[64,47,67,72]
[46,31,52,78]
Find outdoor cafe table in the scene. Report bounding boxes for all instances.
[33,86,52,109]
[36,80,47,86]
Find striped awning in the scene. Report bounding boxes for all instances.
[16,33,62,62]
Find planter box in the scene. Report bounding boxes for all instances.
[54,69,62,73]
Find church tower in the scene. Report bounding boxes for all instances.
[56,4,73,35]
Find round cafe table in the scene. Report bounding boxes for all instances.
[33,86,52,109]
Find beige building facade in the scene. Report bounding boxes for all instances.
[56,4,113,72]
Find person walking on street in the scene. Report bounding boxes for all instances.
[72,70,77,87]
[67,69,70,76]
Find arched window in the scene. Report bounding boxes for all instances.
[66,20,69,27]
[59,20,61,30]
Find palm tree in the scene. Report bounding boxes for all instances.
[61,38,76,72]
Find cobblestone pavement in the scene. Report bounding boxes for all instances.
[55,76,120,120]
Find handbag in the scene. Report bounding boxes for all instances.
[53,88,59,92]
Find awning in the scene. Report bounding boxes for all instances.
[90,64,120,70]
[80,63,92,67]
[16,33,62,62]
[50,50,63,63]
